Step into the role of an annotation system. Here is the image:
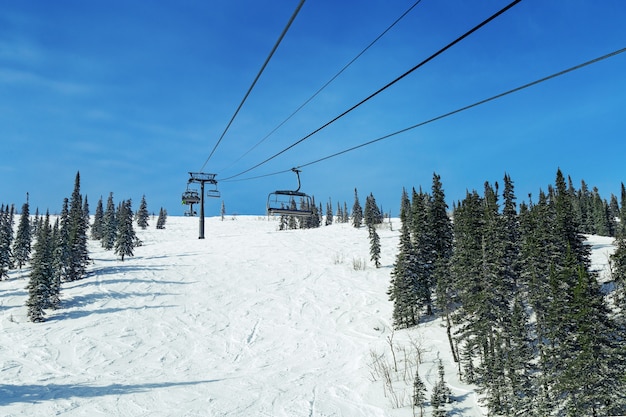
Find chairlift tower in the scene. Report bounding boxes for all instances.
[188,172,217,239]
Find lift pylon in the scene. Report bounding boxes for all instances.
[188,172,217,239]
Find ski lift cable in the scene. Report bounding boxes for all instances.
[198,0,306,173]
[222,46,626,183]
[219,0,522,182]
[221,0,425,172]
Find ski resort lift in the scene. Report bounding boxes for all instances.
[267,168,313,217]
[181,188,201,205]
[206,183,221,199]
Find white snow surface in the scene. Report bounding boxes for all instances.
[0,216,615,416]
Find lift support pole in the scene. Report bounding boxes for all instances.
[188,172,217,239]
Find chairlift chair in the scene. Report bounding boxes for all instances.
[206,183,221,199]
[181,189,201,205]
[267,168,313,217]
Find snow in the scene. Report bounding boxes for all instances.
[0,216,615,416]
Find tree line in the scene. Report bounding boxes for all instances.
[388,169,626,416]
[0,172,168,322]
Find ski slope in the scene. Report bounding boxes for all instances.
[0,216,615,416]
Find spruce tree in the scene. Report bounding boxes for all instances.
[566,266,625,416]
[325,199,333,225]
[156,207,167,229]
[91,196,104,240]
[429,173,455,361]
[49,218,62,309]
[66,172,89,281]
[364,193,382,228]
[102,192,117,250]
[388,189,420,328]
[0,204,15,279]
[136,195,149,229]
[13,198,32,269]
[57,199,72,282]
[413,368,427,416]
[352,188,363,228]
[410,187,435,315]
[431,357,452,417]
[115,199,138,261]
[26,212,53,322]
[368,223,381,268]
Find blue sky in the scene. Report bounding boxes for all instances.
[1,0,625,217]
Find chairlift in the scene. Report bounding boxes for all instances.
[267,168,313,217]
[182,188,201,205]
[206,183,221,199]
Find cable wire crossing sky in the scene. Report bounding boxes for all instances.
[1,0,625,216]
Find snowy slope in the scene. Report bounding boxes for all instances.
[0,216,615,416]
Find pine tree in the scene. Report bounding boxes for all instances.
[431,357,452,417]
[410,187,435,316]
[551,258,626,416]
[0,204,15,279]
[364,193,382,228]
[429,173,455,362]
[102,192,117,249]
[136,195,149,229]
[368,223,381,268]
[13,198,32,269]
[26,212,53,322]
[325,199,333,225]
[388,189,420,328]
[48,218,62,309]
[91,196,104,240]
[56,199,72,282]
[66,172,89,281]
[352,188,363,228]
[220,200,226,221]
[156,207,167,229]
[413,368,427,416]
[115,199,138,261]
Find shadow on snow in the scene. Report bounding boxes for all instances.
[0,379,222,405]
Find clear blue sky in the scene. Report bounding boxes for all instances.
[2,0,625,217]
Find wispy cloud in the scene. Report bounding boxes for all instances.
[0,67,92,95]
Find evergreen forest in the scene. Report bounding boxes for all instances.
[388,169,626,416]
[0,172,166,323]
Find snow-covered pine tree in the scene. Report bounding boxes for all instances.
[13,198,31,269]
[102,192,117,249]
[115,199,137,261]
[352,188,363,228]
[91,196,104,240]
[220,200,225,221]
[136,195,149,230]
